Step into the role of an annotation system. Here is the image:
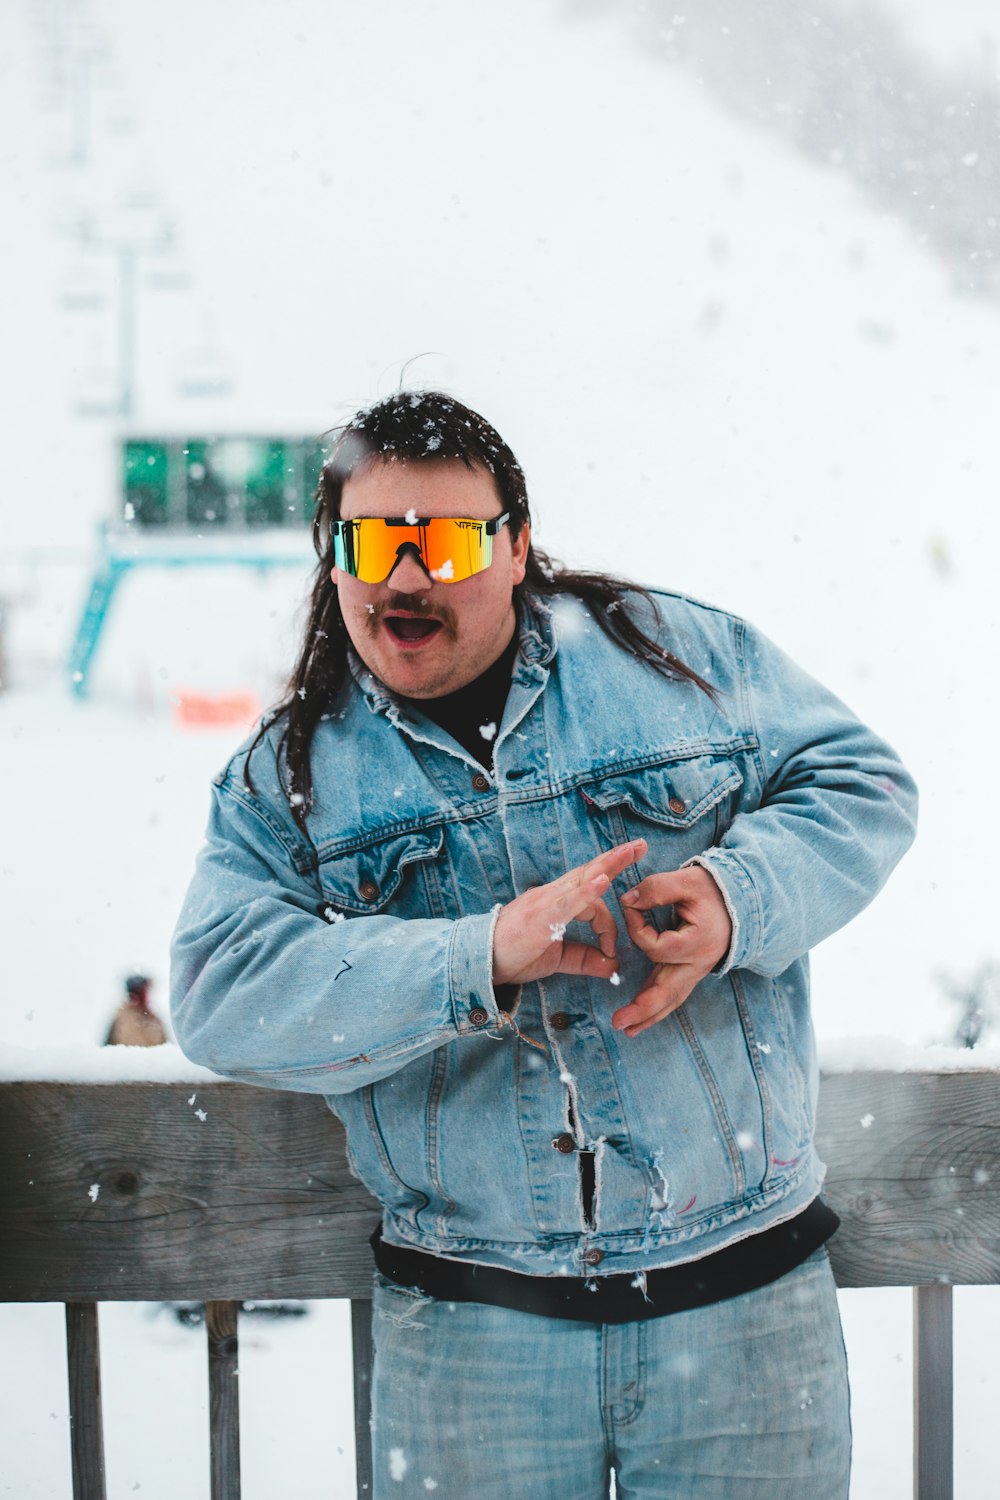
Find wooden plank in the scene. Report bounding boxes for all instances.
[207,1301,241,1500]
[0,1082,380,1301]
[913,1285,953,1500]
[351,1299,374,1498]
[816,1070,1000,1288]
[4,1070,1000,1302]
[65,1302,106,1500]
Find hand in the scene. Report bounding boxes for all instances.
[613,865,732,1037]
[492,839,647,987]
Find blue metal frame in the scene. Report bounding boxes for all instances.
[69,529,311,698]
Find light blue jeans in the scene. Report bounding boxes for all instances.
[370,1248,850,1499]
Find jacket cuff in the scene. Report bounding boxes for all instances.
[448,906,504,1034]
[680,851,762,974]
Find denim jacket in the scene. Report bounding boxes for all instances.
[171,589,917,1278]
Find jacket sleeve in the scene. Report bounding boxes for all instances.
[170,777,505,1095]
[685,617,918,978]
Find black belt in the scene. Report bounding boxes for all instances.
[371,1197,839,1324]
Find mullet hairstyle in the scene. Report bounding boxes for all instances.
[246,390,716,831]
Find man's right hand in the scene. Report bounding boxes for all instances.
[492,839,647,987]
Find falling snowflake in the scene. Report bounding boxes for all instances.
[389,1448,409,1482]
[479,721,497,741]
[609,972,622,987]
[88,1184,100,1202]
[195,1109,208,1122]
[860,1113,874,1129]
[549,922,566,942]
[404,508,419,525]
[430,558,454,581]
[188,1093,197,1106]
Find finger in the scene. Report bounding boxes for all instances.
[621,868,696,913]
[554,856,634,924]
[622,905,700,963]
[569,838,647,894]
[581,896,618,958]
[556,940,621,981]
[612,965,700,1034]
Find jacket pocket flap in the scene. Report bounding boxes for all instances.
[581,757,743,829]
[318,826,445,913]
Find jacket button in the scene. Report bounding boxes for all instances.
[550,1012,571,1030]
[583,1248,604,1266]
[472,772,490,792]
[469,1007,489,1027]
[668,797,686,815]
[552,1133,576,1154]
[359,880,379,903]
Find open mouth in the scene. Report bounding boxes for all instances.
[384,615,444,644]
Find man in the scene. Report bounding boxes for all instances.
[171,391,916,1499]
[104,973,167,1047]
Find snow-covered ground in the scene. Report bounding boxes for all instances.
[2,0,999,1494]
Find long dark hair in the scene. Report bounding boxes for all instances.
[246,390,716,830]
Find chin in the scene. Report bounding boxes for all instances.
[374,659,442,698]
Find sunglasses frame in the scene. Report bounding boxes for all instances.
[332,512,511,584]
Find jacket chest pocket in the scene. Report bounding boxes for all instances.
[580,755,743,865]
[316,825,448,919]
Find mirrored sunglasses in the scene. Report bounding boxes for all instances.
[332,513,511,584]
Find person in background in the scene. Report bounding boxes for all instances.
[171,391,917,1500]
[105,973,167,1047]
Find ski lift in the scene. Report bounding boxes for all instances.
[118,185,162,215]
[176,347,233,399]
[104,113,139,138]
[146,258,192,292]
[76,367,122,419]
[59,264,108,312]
[50,204,93,241]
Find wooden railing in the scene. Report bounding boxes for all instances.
[3,1065,1000,1499]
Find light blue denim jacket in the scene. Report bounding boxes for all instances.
[171,589,917,1277]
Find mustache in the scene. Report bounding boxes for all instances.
[369,592,459,638]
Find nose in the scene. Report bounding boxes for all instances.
[386,544,433,592]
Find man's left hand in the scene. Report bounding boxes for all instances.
[613,866,732,1037]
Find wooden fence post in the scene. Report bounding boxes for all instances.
[65,1302,106,1500]
[207,1300,241,1500]
[913,1284,953,1500]
[352,1299,374,1496]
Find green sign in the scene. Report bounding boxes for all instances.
[122,436,328,530]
